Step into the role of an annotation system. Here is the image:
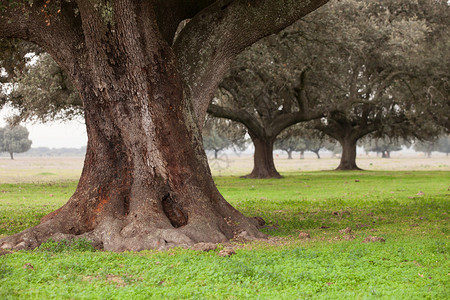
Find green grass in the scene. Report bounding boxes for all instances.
[0,171,449,299]
[0,182,77,237]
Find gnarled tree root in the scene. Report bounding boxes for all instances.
[0,213,266,252]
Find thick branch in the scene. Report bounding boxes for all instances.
[270,110,324,137]
[0,1,85,76]
[207,103,264,137]
[294,68,310,113]
[174,0,330,128]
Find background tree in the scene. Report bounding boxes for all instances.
[209,0,449,174]
[362,137,404,158]
[275,125,331,159]
[436,135,450,156]
[302,132,329,159]
[274,126,307,160]
[2,52,83,123]
[207,27,331,178]
[294,0,450,170]
[0,0,329,251]
[323,140,342,159]
[0,125,32,159]
[414,139,438,158]
[202,116,247,159]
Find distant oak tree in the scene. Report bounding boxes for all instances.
[202,116,247,159]
[0,125,32,159]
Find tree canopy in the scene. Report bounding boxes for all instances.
[202,116,247,159]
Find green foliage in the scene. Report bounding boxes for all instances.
[275,125,340,158]
[0,125,32,158]
[202,116,247,157]
[4,53,83,123]
[300,0,449,141]
[0,171,448,298]
[362,137,405,157]
[37,238,95,253]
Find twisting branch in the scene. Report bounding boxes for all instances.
[207,103,265,137]
[0,1,85,71]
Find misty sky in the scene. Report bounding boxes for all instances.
[0,109,87,148]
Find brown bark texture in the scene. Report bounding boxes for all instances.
[244,135,281,179]
[0,0,329,251]
[336,137,361,170]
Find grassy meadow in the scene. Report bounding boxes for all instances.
[0,156,449,299]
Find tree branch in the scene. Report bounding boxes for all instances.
[0,1,85,74]
[174,0,330,128]
[270,109,324,137]
[207,103,264,137]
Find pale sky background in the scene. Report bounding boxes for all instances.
[0,107,87,148]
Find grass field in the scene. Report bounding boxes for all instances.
[0,157,449,299]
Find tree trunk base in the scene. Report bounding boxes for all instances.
[335,165,363,171]
[241,173,283,179]
[0,196,266,252]
[0,216,266,252]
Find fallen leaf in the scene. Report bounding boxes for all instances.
[218,248,236,257]
[298,232,311,239]
[339,227,352,234]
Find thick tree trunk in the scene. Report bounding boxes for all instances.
[287,150,293,160]
[0,7,265,251]
[0,75,264,251]
[244,135,281,179]
[9,152,13,160]
[336,137,361,170]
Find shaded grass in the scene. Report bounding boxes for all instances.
[0,171,449,299]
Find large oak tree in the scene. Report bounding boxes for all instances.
[0,0,328,251]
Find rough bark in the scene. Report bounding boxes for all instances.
[0,0,329,251]
[336,137,361,170]
[244,134,281,179]
[9,152,14,160]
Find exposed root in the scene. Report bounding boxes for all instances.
[0,213,266,252]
